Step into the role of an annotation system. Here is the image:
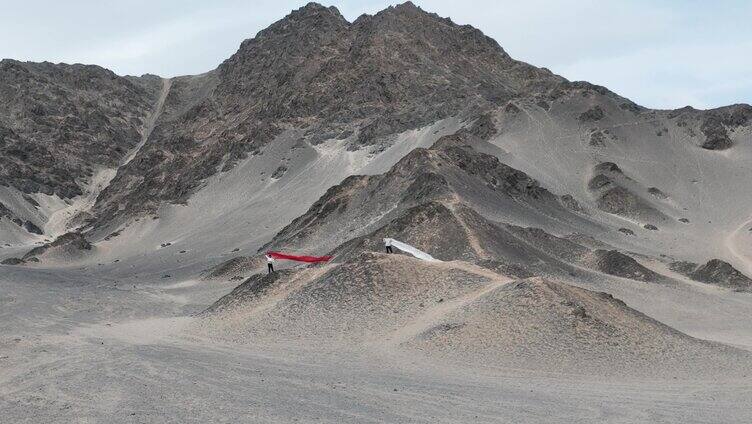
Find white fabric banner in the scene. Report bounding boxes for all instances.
[384,238,441,262]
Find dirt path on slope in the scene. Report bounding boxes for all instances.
[446,196,488,258]
[121,78,172,166]
[381,261,513,347]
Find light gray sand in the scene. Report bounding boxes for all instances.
[2,263,751,423]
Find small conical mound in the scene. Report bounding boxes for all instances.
[690,259,752,291]
[586,249,664,282]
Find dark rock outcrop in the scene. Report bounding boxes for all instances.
[699,106,751,150]
[0,60,159,199]
[590,249,663,282]
[22,232,91,261]
[579,105,605,122]
[689,259,752,291]
[22,221,43,235]
[1,257,25,265]
[588,162,667,222]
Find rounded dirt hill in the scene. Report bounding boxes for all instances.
[196,252,501,344]
[405,277,750,377]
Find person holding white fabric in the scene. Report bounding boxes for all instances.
[383,238,440,262]
[384,238,393,254]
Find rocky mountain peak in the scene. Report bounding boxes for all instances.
[220,2,350,88]
[247,2,348,44]
[385,1,424,16]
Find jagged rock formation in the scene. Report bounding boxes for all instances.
[699,105,752,150]
[1,3,748,310]
[0,2,749,266]
[670,259,751,291]
[251,131,659,282]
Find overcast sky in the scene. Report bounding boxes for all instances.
[1,1,750,109]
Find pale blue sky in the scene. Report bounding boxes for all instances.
[1,1,750,109]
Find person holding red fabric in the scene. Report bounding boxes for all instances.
[266,254,274,274]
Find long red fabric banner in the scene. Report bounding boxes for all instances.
[267,251,332,263]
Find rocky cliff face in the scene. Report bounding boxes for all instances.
[0,60,159,199]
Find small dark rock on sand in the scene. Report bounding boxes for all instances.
[271,165,288,179]
[560,194,585,213]
[647,187,668,199]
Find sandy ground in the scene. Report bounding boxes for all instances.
[1,264,751,423]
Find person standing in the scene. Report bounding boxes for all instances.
[384,238,393,254]
[266,254,275,274]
